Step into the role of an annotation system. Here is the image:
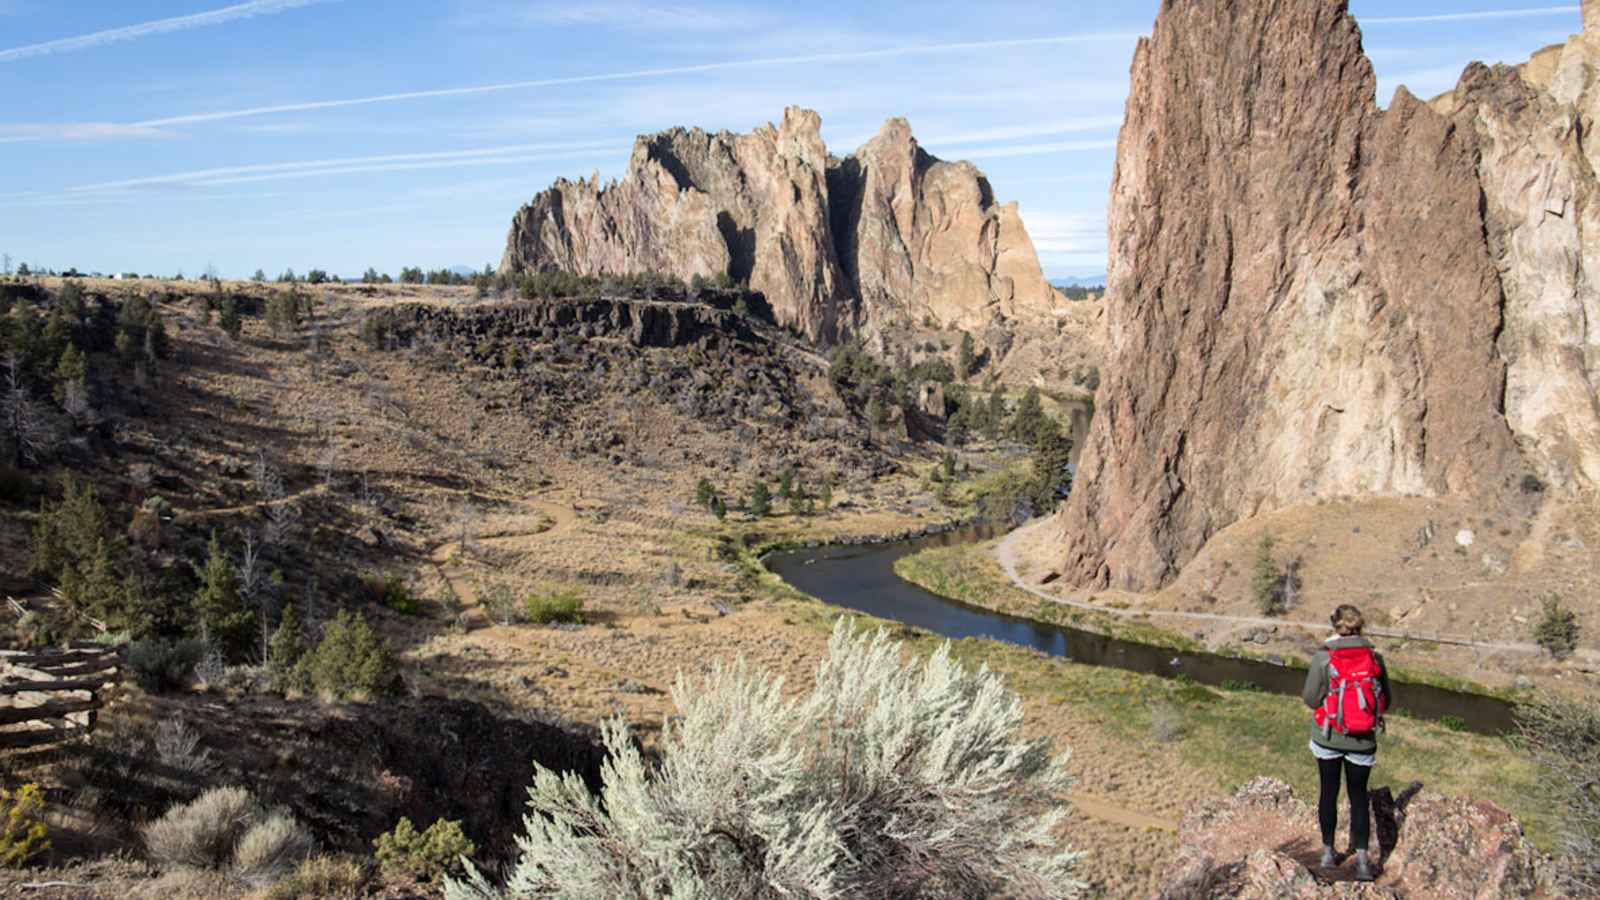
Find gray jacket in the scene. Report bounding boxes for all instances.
[1302,635,1393,754]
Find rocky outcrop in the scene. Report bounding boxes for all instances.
[501,107,1061,342]
[380,292,762,351]
[1154,778,1557,899]
[1051,0,1600,590]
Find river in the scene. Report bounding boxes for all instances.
[766,525,1516,735]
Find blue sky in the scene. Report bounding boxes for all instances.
[0,1,1585,280]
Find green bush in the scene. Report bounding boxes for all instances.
[1252,535,1285,616]
[1534,594,1580,660]
[374,817,475,882]
[524,589,584,626]
[296,610,401,700]
[363,572,419,616]
[128,637,206,693]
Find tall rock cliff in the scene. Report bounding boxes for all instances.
[1050,0,1600,590]
[500,107,1061,342]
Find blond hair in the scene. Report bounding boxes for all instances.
[1331,604,1365,636]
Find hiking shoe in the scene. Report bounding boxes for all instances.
[1319,846,1338,868]
[1354,855,1376,882]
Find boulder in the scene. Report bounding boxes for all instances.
[1153,777,1556,899]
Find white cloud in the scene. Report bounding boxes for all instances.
[1358,5,1578,25]
[0,0,337,63]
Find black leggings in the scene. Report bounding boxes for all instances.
[1317,755,1371,850]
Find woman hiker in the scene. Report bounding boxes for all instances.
[1303,603,1392,882]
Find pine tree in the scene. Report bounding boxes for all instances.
[958,332,978,380]
[749,481,771,518]
[268,603,307,685]
[1009,387,1048,445]
[193,531,253,657]
[52,344,86,404]
[985,390,1006,438]
[711,496,727,521]
[695,478,716,509]
[218,298,243,341]
[778,465,797,500]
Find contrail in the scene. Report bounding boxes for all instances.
[1360,5,1577,25]
[0,0,336,63]
[62,140,624,193]
[129,33,1139,128]
[0,140,629,205]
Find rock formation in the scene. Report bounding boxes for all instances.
[1051,0,1600,590]
[1154,778,1556,899]
[500,107,1062,342]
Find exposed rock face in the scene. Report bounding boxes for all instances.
[501,107,1061,342]
[1052,0,1600,590]
[1154,778,1556,899]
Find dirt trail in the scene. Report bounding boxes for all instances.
[994,522,1598,660]
[174,483,330,523]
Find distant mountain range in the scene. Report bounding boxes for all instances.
[1050,274,1106,290]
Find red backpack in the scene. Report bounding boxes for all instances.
[1316,645,1386,738]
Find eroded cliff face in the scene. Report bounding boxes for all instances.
[1052,0,1600,591]
[501,107,1061,342]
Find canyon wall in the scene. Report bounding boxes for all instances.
[500,108,1062,342]
[1051,0,1600,590]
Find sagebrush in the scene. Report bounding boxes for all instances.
[447,619,1083,900]
[143,786,314,883]
[1518,693,1600,891]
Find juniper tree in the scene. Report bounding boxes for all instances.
[446,620,1084,900]
[958,332,977,380]
[748,481,771,518]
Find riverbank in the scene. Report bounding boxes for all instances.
[893,525,1536,703]
[767,596,1550,895]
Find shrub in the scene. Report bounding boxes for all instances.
[144,787,314,882]
[1252,534,1285,616]
[144,786,262,870]
[128,637,205,693]
[524,588,583,625]
[1517,694,1600,891]
[479,582,523,626]
[267,855,368,899]
[0,783,50,868]
[1150,703,1185,744]
[297,610,401,700]
[446,619,1083,899]
[1534,594,1580,660]
[233,812,317,884]
[375,817,475,882]
[363,572,419,615]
